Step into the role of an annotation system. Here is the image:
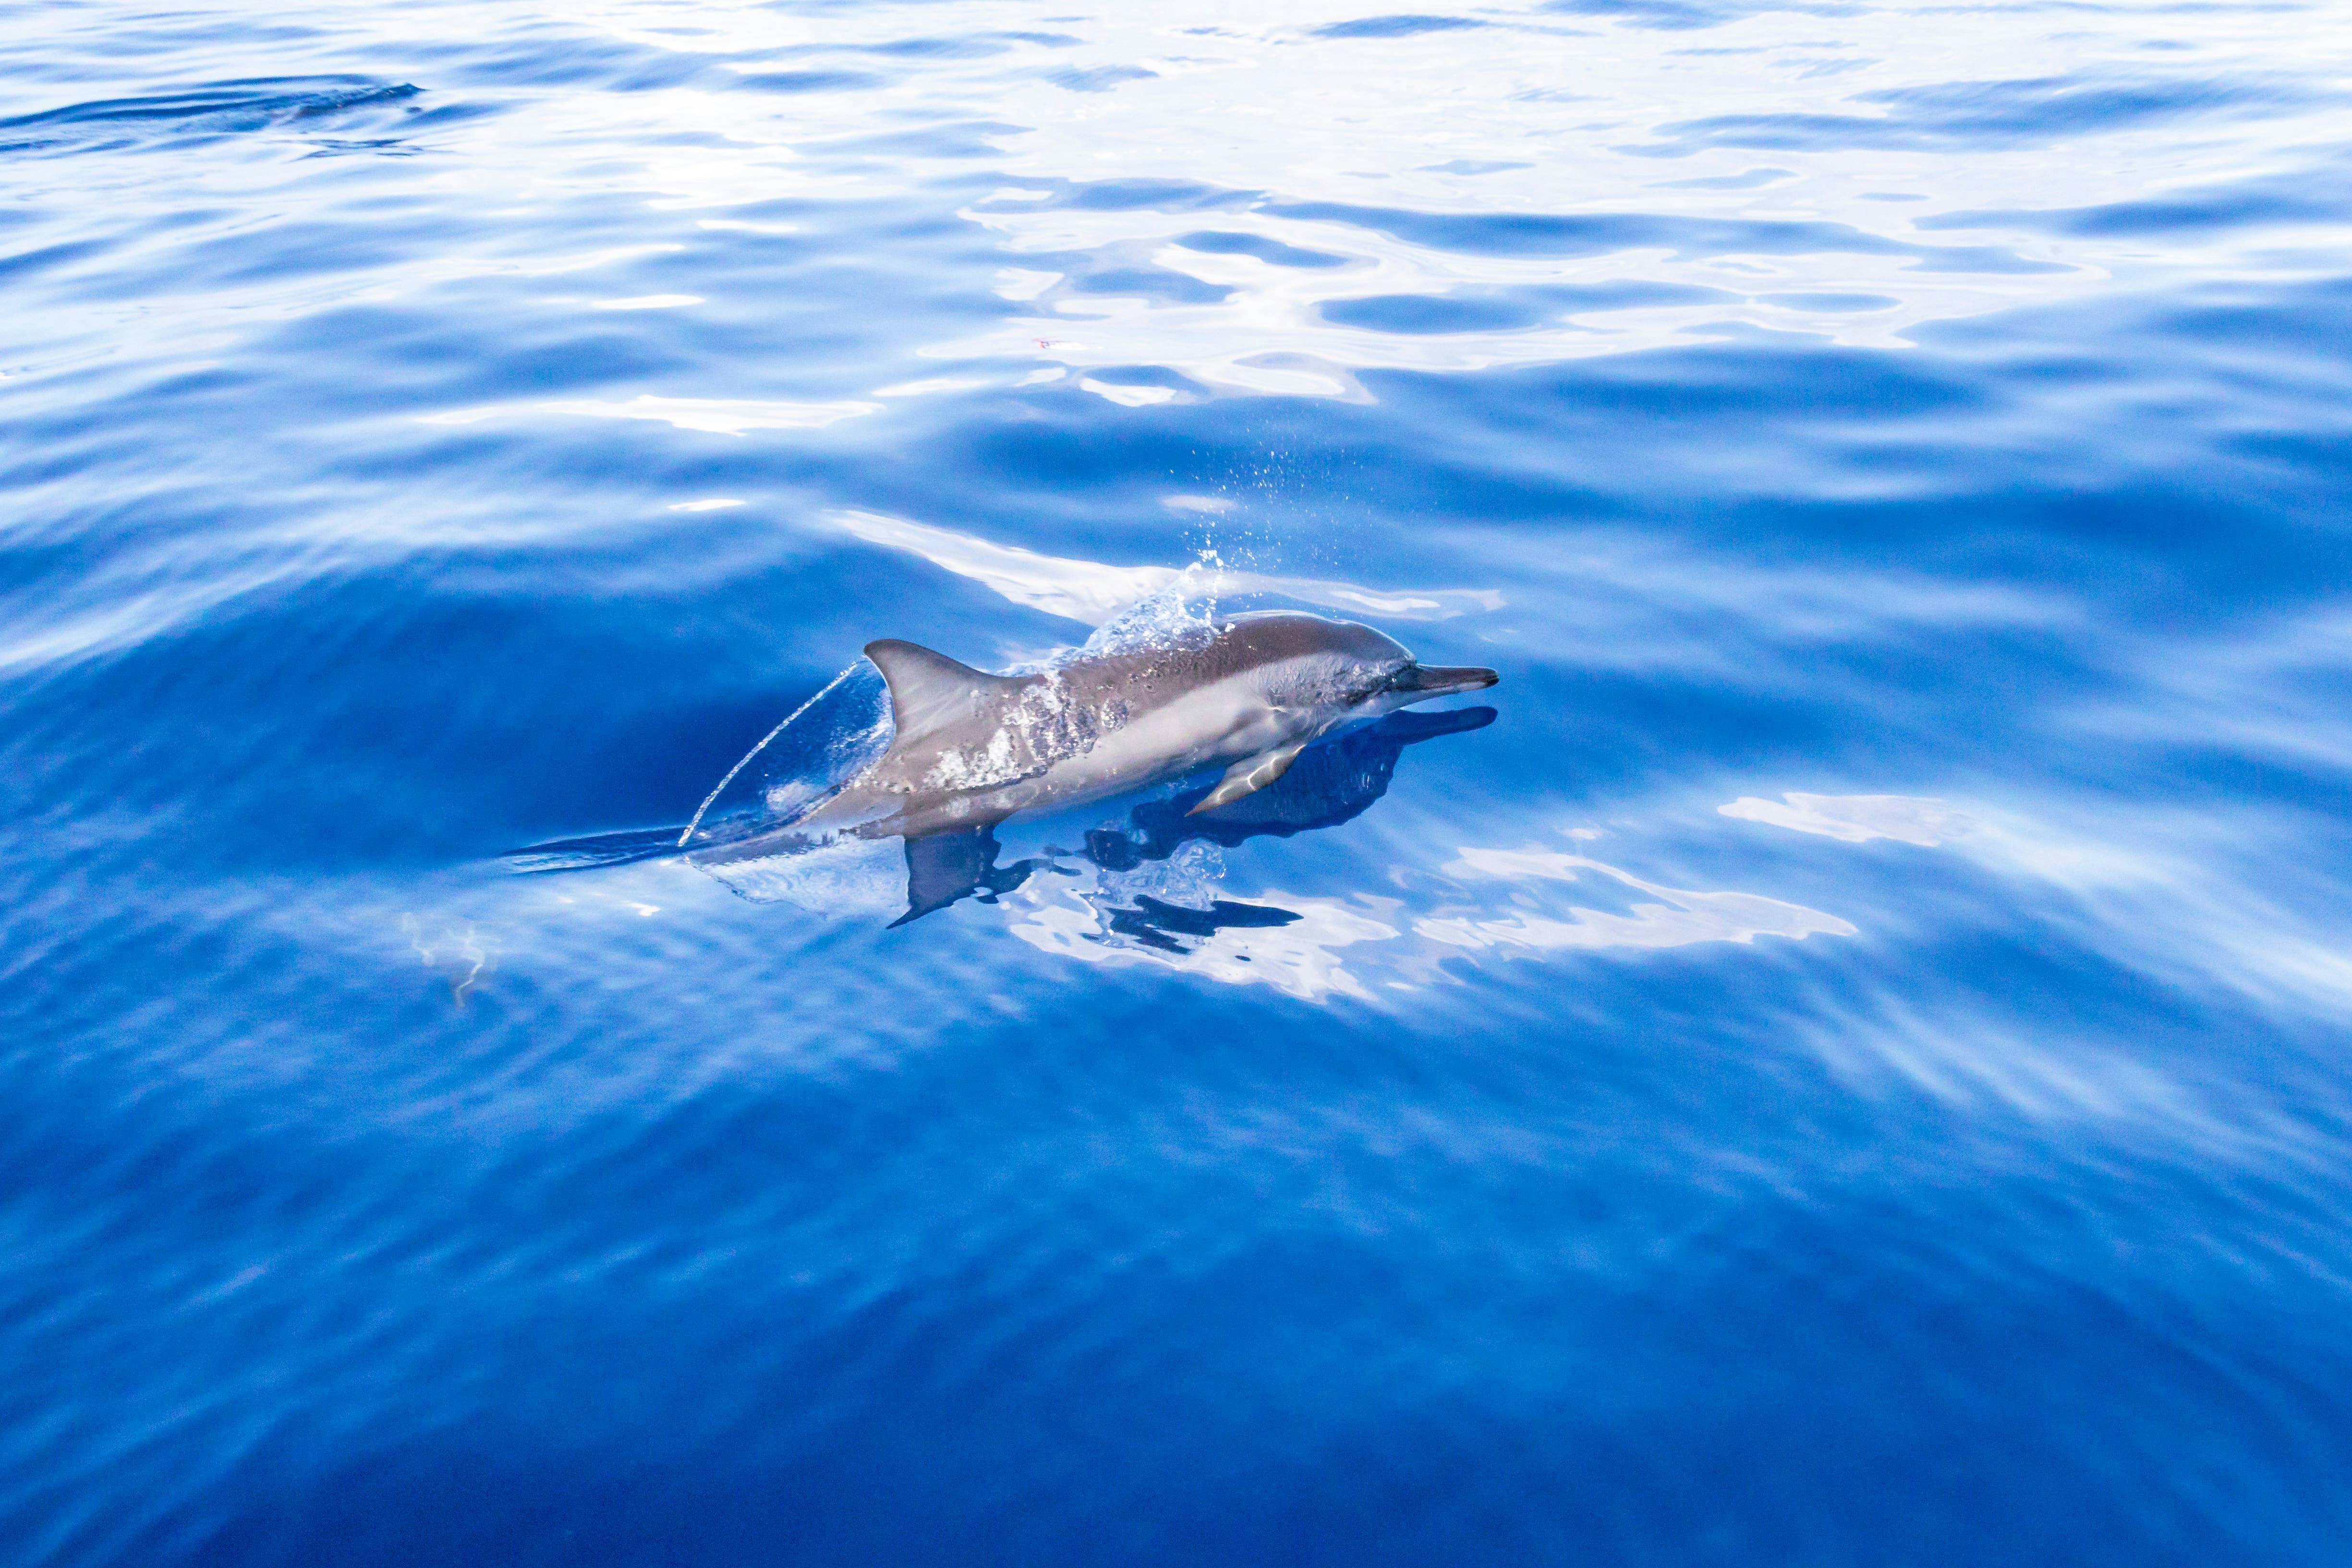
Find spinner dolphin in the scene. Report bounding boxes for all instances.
[506,611,1503,926]
[796,611,1494,843]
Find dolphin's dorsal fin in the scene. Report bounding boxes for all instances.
[865,639,1015,739]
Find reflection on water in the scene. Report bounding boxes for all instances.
[1722,790,2352,1018]
[12,0,2352,1561]
[1081,705,1496,865]
[896,824,1050,926]
[1010,871,1401,1002]
[1720,790,1967,846]
[1418,843,1856,954]
[891,705,1498,927]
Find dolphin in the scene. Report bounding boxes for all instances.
[728,611,1497,856]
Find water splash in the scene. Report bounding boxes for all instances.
[682,558,1236,875]
[678,661,894,853]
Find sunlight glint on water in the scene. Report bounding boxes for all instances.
[5,0,2352,1563]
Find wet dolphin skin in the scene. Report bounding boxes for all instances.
[798,611,1498,844]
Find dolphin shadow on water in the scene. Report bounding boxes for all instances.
[891,705,1496,929]
[512,610,1500,934]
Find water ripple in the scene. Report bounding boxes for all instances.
[8,0,2352,1561]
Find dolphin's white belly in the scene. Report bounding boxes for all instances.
[1031,677,1308,806]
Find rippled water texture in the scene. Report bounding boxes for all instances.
[8,1,2352,1562]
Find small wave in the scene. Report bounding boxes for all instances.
[1916,158,2349,238]
[1173,231,1350,269]
[1542,0,1780,31]
[1311,15,1491,40]
[0,76,421,152]
[1640,72,2315,156]
[502,827,687,875]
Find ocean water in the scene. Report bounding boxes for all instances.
[7,0,2352,1561]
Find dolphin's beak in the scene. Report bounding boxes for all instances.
[1396,663,1500,698]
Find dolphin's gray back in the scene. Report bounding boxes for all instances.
[1044,612,1408,710]
[840,612,1415,824]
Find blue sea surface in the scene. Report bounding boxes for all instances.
[7,0,2352,1562]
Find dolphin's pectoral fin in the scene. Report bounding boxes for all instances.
[1188,742,1307,815]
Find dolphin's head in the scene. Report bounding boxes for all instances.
[1221,611,1499,718]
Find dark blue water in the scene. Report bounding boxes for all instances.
[8,1,2352,1562]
